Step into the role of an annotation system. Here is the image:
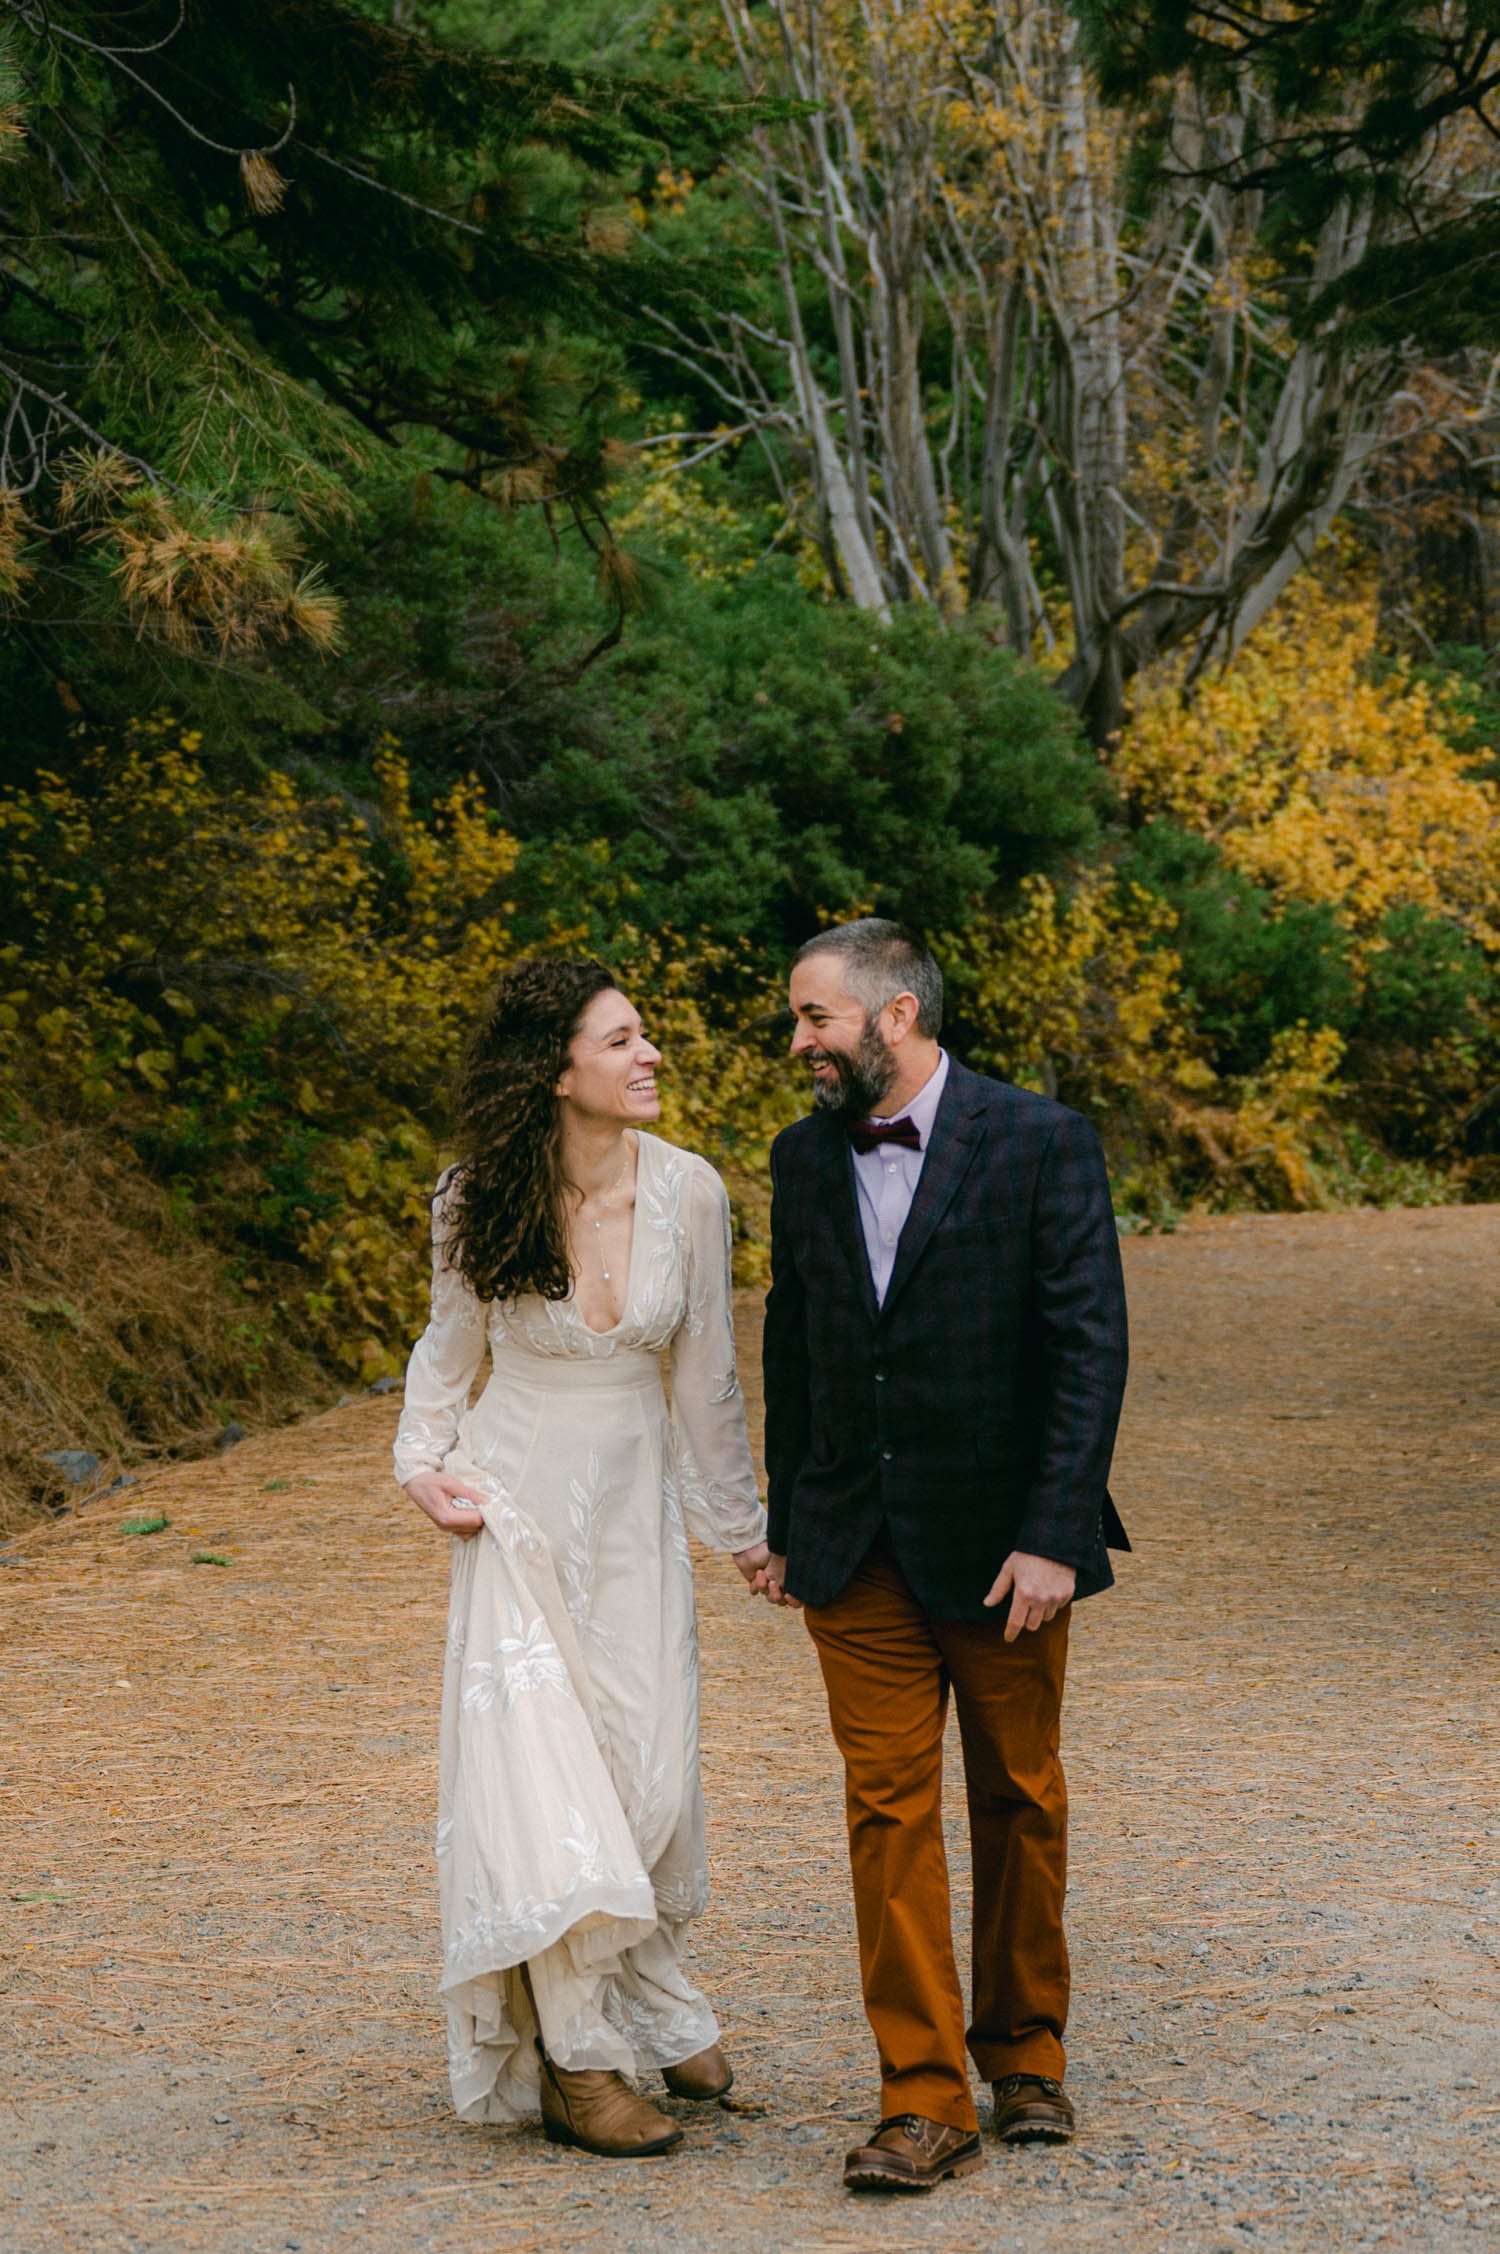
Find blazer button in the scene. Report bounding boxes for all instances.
[881,1446,894,1462]
[874,1370,887,1384]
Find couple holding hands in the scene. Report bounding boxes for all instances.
[395,918,1130,2194]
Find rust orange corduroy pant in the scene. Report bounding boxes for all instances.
[802,1532,1070,2134]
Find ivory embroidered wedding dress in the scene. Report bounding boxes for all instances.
[393,1133,766,2123]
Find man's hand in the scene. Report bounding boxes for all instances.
[754,1552,802,1609]
[403,1471,487,1539]
[732,1540,770,1587]
[983,1551,1075,1641]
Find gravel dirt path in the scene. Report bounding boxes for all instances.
[2,1205,1497,2254]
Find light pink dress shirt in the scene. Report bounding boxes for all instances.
[850,1049,950,1307]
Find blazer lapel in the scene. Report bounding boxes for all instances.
[879,1061,986,1320]
[814,1113,879,1325]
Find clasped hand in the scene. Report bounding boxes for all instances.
[731,1539,770,1587]
[750,1552,800,1608]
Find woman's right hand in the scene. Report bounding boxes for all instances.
[403,1471,488,1539]
[755,1552,801,1609]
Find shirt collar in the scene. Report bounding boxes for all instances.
[868,1048,949,1146]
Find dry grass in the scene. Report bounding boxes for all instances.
[0,1112,324,1537]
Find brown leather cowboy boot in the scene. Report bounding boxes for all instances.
[537,2046,683,2157]
[661,2042,733,2100]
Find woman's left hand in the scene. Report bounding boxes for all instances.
[731,1540,770,1587]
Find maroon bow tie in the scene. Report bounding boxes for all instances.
[848,1115,922,1155]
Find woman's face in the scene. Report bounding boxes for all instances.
[555,988,663,1127]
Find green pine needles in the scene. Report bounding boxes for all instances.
[0,1,760,667]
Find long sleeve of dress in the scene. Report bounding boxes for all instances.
[668,1159,767,1554]
[393,1176,488,1487]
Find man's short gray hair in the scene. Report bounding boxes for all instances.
[794,918,944,1038]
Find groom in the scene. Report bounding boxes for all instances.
[759,918,1129,2193]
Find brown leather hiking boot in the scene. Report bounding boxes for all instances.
[661,2043,733,2100]
[537,2048,683,2157]
[990,2073,1076,2142]
[843,2115,985,2193]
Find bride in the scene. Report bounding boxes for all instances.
[395,958,769,2156]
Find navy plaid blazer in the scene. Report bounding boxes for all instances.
[762,1058,1130,1618]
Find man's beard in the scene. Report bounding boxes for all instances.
[809,1013,900,1117]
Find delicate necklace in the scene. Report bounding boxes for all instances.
[590,1141,633,1284]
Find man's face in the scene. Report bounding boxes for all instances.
[788,954,899,1116]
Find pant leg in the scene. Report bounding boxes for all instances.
[802,1545,978,2133]
[932,1605,1070,2083]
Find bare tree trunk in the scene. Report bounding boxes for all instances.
[1044,24,1129,740]
[970,280,1035,647]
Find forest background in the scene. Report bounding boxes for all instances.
[2,0,1498,1531]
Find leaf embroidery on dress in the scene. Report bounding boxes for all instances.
[601,1980,715,2059]
[559,1804,613,1886]
[653,1867,710,1923]
[703,1183,741,1395]
[460,1607,572,1715]
[660,1462,692,1567]
[490,1502,544,1561]
[445,1889,564,1976]
[393,1409,464,1484]
[633,1144,688,1347]
[560,1452,620,1662]
[459,1660,500,1716]
[562,1450,602,1622]
[624,1735,667,1840]
[493,1606,572,1706]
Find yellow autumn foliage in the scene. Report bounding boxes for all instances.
[613,424,768,583]
[1105,579,1498,1212]
[946,870,1202,1104]
[1167,1025,1353,1214]
[1121,580,1500,952]
[0,722,520,1112]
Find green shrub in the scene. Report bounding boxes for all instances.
[1122,823,1355,1074]
[506,563,1111,947]
[1355,905,1493,1046]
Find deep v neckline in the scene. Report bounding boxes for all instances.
[570,1132,647,1339]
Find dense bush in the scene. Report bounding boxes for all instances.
[1123,824,1355,1077]
[278,484,1110,951]
[508,567,1109,946]
[1113,579,1499,1203]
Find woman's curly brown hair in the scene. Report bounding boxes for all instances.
[443,957,618,1304]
